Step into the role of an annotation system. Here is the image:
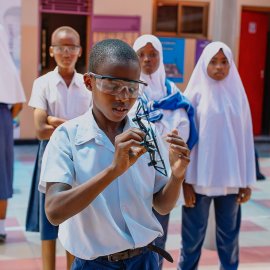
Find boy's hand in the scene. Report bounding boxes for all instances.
[237,187,251,204]
[47,116,66,128]
[165,129,190,180]
[111,128,146,176]
[183,182,196,207]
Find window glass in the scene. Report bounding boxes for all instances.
[156,5,178,32]
[181,6,204,34]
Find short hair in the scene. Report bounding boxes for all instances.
[88,39,139,73]
[51,26,80,45]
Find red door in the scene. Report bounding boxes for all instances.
[239,11,268,135]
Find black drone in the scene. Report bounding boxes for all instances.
[132,101,167,176]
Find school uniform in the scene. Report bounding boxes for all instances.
[26,67,91,240]
[39,109,170,269]
[0,25,25,201]
[178,42,256,270]
[133,34,198,268]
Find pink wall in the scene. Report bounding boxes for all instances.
[20,0,39,139]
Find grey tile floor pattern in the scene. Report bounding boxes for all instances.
[0,143,269,269]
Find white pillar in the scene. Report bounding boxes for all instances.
[212,0,237,54]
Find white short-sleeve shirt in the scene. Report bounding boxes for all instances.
[28,67,91,119]
[39,110,169,259]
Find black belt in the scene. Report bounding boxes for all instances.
[99,243,173,263]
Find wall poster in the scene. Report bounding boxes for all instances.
[158,37,185,83]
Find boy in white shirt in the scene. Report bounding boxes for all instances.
[26,26,91,270]
[40,39,190,269]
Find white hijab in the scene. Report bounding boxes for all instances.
[133,34,167,100]
[132,35,191,142]
[0,24,26,104]
[185,41,256,187]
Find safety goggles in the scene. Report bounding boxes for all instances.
[51,45,81,54]
[88,72,147,98]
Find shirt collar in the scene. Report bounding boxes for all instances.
[52,67,81,88]
[74,109,136,146]
[71,72,82,87]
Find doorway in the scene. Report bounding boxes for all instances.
[238,9,270,135]
[262,32,270,135]
[40,13,88,75]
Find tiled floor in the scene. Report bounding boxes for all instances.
[0,144,270,270]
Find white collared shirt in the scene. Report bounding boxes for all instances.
[39,110,169,259]
[28,67,91,120]
[0,25,26,104]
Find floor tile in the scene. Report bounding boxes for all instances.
[0,144,269,269]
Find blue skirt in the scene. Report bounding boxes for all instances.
[0,103,13,200]
[26,140,58,240]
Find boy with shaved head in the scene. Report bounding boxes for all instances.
[40,39,190,269]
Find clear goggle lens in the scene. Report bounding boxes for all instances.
[52,45,80,54]
[95,78,140,98]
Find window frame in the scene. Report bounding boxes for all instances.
[153,0,209,38]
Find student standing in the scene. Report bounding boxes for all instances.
[0,24,26,243]
[39,39,190,270]
[133,34,198,268]
[26,26,91,270]
[179,41,256,270]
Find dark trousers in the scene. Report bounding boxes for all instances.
[255,148,260,176]
[255,148,265,179]
[71,249,159,270]
[153,208,170,269]
[178,193,241,270]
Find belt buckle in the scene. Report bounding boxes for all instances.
[107,254,118,262]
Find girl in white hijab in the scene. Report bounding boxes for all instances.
[0,24,26,243]
[133,34,198,268]
[133,35,198,147]
[179,41,256,270]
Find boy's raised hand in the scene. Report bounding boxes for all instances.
[111,128,147,176]
[165,129,190,180]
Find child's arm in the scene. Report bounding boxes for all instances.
[33,108,57,140]
[153,130,190,215]
[182,182,196,207]
[45,127,146,226]
[11,103,23,118]
[47,115,66,128]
